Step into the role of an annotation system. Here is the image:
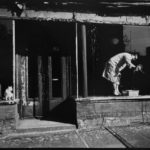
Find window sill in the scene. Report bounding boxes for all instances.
[76,95,150,102]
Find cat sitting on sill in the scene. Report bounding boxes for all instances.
[4,86,14,104]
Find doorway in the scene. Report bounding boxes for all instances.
[15,20,76,119]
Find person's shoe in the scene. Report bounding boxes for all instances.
[118,91,121,95]
[114,91,121,96]
[114,91,118,96]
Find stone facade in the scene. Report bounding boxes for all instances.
[76,99,150,128]
[0,103,19,136]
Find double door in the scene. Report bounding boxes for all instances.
[37,55,71,116]
[16,53,71,118]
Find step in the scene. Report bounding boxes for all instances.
[16,119,76,133]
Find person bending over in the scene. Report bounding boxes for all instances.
[102,52,138,96]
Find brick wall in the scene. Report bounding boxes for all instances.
[76,99,150,128]
[0,104,19,136]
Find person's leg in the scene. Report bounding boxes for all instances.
[116,83,121,95]
[113,82,121,95]
[113,83,117,95]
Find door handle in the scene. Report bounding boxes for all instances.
[52,78,59,81]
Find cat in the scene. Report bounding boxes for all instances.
[5,86,13,101]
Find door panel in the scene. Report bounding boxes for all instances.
[18,53,71,118]
[48,56,71,111]
[52,56,62,98]
[16,54,28,118]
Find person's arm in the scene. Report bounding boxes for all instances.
[119,63,126,72]
[125,56,136,69]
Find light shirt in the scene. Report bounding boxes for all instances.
[108,52,135,74]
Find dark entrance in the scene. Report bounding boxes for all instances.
[15,20,76,119]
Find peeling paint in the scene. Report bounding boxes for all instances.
[0,8,150,25]
[24,10,73,21]
[75,13,150,25]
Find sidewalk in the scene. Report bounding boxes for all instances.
[0,127,125,148]
[0,120,150,148]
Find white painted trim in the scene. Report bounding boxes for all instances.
[12,20,15,101]
[76,95,150,101]
[74,13,150,25]
[0,8,150,25]
[75,23,79,98]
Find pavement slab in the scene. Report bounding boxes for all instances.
[16,119,76,133]
[1,122,150,148]
[110,125,150,148]
[77,128,125,148]
[0,130,86,148]
[0,127,125,148]
[137,127,150,139]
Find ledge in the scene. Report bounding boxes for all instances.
[76,95,150,103]
[0,100,17,105]
[76,95,150,128]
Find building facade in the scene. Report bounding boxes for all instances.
[0,0,150,127]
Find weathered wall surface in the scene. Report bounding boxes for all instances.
[0,104,19,136]
[123,25,150,56]
[76,99,150,128]
[0,8,150,25]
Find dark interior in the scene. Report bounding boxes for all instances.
[86,24,150,96]
[16,20,76,99]
[0,21,12,98]
[16,20,77,121]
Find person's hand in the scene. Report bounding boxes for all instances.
[129,64,136,69]
[115,72,121,77]
[118,72,121,76]
[134,64,143,72]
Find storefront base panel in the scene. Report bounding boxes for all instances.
[76,97,150,128]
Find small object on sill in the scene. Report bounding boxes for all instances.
[122,90,139,96]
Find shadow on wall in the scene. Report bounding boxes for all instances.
[42,97,78,128]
